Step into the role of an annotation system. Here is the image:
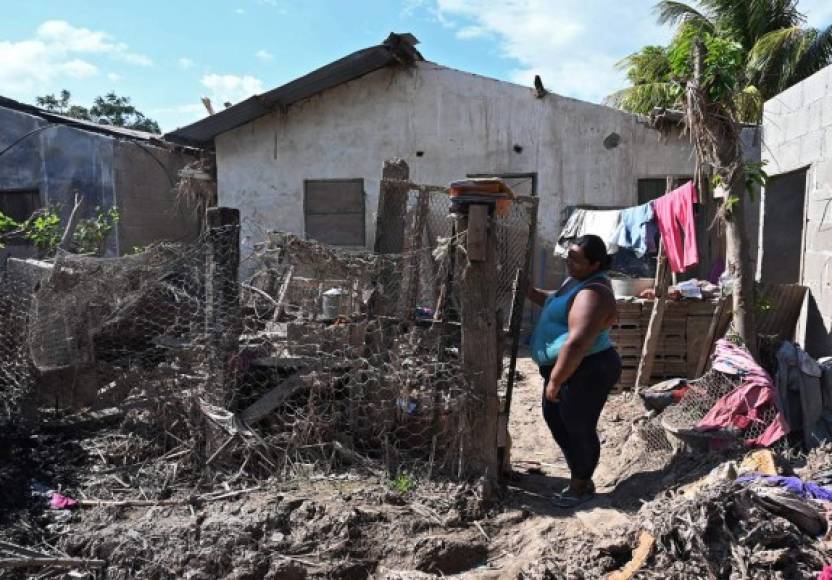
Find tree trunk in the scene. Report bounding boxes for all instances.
[726,176,757,357]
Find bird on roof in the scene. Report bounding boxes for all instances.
[534,75,546,98]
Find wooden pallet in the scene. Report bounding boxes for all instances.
[612,298,719,392]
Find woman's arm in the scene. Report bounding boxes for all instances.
[544,288,615,402]
[526,278,555,307]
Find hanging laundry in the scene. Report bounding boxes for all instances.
[612,202,655,257]
[696,339,789,447]
[555,208,621,256]
[653,181,699,273]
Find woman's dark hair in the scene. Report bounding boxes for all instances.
[573,234,612,271]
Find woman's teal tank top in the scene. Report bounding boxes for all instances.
[530,273,613,367]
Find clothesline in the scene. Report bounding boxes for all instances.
[556,181,699,274]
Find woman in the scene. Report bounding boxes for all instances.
[527,234,621,507]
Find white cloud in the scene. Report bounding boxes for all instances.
[235,8,246,14]
[255,49,274,62]
[178,57,196,69]
[0,39,98,94]
[201,74,264,105]
[432,0,672,103]
[36,20,152,66]
[0,20,151,97]
[107,72,123,82]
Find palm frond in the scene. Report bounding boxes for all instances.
[605,82,682,115]
[747,26,809,97]
[655,1,715,31]
[793,24,832,82]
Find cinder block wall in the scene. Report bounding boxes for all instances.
[762,64,832,356]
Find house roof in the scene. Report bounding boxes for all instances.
[165,32,422,148]
[0,95,168,143]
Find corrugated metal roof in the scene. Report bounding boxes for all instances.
[165,33,422,148]
[0,95,168,143]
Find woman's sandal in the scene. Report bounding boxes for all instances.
[552,483,595,508]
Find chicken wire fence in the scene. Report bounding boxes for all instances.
[374,182,537,330]
[637,366,783,453]
[0,194,536,484]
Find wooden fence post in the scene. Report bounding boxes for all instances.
[458,204,500,488]
[203,207,241,455]
[375,159,409,254]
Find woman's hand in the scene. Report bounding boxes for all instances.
[544,380,561,403]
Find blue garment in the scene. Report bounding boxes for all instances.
[530,274,613,367]
[738,475,832,502]
[612,203,655,258]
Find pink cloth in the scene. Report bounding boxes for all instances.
[652,181,699,273]
[696,340,789,447]
[50,492,78,510]
[819,565,832,580]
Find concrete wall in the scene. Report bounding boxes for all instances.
[216,62,699,283]
[761,63,832,355]
[113,141,201,252]
[0,106,201,262]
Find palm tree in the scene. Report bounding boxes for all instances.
[606,0,832,122]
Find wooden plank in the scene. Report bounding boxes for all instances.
[695,296,729,377]
[686,314,713,378]
[241,375,307,423]
[466,204,489,262]
[636,298,667,389]
[272,265,295,321]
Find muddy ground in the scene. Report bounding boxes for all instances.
[0,353,795,579]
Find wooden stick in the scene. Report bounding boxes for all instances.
[695,296,728,377]
[241,283,280,307]
[77,486,261,508]
[636,176,675,393]
[58,192,83,252]
[0,557,106,569]
[272,265,294,321]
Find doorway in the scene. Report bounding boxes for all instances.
[758,168,807,285]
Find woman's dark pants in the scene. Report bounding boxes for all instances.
[540,347,622,481]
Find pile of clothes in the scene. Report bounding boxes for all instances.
[643,338,832,451]
[557,181,699,274]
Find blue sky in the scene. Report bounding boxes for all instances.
[2,0,831,133]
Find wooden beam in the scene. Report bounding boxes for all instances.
[635,177,674,391]
[459,204,500,487]
[466,204,489,262]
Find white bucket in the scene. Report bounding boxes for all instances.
[610,277,654,298]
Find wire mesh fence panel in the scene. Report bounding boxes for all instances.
[0,220,487,485]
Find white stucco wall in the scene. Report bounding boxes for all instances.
[216,61,697,283]
[762,63,832,354]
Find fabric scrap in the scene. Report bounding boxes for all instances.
[696,339,789,447]
[50,492,78,510]
[652,181,699,273]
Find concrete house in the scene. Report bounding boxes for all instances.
[0,96,203,264]
[758,63,832,356]
[168,33,704,285]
